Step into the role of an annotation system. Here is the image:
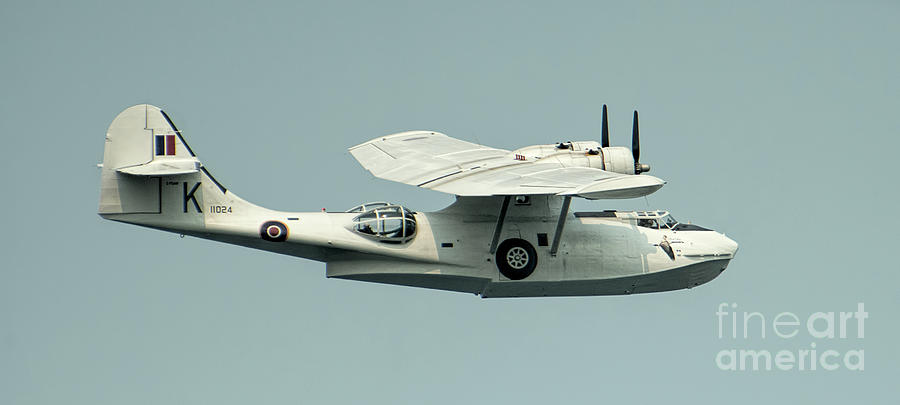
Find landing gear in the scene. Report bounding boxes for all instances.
[496,239,537,280]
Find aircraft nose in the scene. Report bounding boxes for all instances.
[721,234,739,257]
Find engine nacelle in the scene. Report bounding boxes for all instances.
[601,146,636,175]
[511,142,648,174]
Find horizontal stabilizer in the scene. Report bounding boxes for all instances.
[116,158,201,176]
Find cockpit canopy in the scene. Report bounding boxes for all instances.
[635,211,679,230]
[349,203,417,244]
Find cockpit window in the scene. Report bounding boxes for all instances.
[662,214,678,229]
[351,205,417,244]
[638,215,678,230]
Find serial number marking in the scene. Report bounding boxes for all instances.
[209,205,232,214]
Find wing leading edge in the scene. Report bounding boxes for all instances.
[349,131,665,199]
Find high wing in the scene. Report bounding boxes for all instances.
[349,131,665,199]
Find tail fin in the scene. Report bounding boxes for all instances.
[98,104,249,231]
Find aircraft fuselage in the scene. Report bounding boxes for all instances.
[104,186,737,297]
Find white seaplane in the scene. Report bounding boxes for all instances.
[98,104,737,297]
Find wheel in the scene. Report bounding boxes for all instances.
[495,238,537,280]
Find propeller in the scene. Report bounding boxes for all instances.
[632,110,639,163]
[601,104,610,148]
[599,105,649,174]
[632,110,650,174]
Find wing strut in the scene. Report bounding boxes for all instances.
[489,195,512,254]
[550,196,572,256]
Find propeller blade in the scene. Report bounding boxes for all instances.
[632,110,640,163]
[601,104,610,148]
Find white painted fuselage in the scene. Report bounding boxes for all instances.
[103,185,737,297]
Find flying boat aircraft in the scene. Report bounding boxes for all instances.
[98,104,737,297]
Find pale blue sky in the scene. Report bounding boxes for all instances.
[2,1,898,403]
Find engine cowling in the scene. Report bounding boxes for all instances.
[601,146,636,175]
[511,142,649,175]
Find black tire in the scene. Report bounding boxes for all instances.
[495,238,537,280]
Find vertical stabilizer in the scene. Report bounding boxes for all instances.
[98,104,259,234]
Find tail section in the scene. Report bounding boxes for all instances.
[98,104,255,233]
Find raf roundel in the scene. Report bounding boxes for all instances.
[260,221,288,242]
